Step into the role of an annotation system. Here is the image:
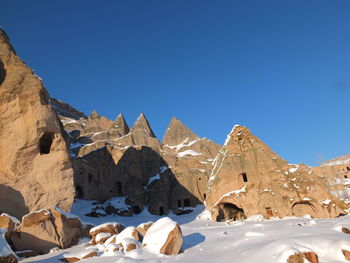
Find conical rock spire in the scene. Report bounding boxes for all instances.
[130,113,156,138]
[163,117,199,146]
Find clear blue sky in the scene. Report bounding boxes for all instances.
[2,1,350,166]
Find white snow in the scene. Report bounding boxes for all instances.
[113,227,138,245]
[90,222,122,234]
[214,185,247,206]
[146,166,168,186]
[165,138,200,152]
[147,174,160,186]
[95,232,112,243]
[321,199,332,205]
[177,150,202,157]
[142,217,178,254]
[19,201,350,263]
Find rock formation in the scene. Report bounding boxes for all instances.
[10,207,88,254]
[51,97,221,216]
[0,28,75,219]
[206,125,347,221]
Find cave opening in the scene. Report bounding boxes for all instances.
[39,132,54,154]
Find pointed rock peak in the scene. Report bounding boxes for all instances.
[111,113,130,135]
[130,113,156,138]
[223,124,283,160]
[89,110,100,120]
[163,117,200,146]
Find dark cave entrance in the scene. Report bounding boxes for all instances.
[39,132,54,154]
[217,202,246,222]
[159,206,165,216]
[116,181,123,195]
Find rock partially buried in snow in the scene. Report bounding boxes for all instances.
[120,238,141,252]
[10,207,88,254]
[89,222,125,244]
[0,213,20,243]
[142,217,183,255]
[343,250,350,261]
[0,229,18,263]
[136,221,153,236]
[287,252,319,263]
[59,249,98,262]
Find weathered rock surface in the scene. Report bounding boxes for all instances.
[206,125,347,221]
[89,222,125,245]
[0,29,75,219]
[10,207,88,254]
[287,252,318,263]
[142,217,183,255]
[50,98,87,120]
[0,213,19,242]
[136,221,153,236]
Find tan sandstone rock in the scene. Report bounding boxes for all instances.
[287,252,318,263]
[89,222,125,245]
[343,250,350,261]
[0,29,75,219]
[142,217,183,255]
[206,125,347,221]
[10,207,87,254]
[136,221,153,236]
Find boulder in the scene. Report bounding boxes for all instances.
[0,213,19,242]
[136,221,153,236]
[119,238,140,252]
[0,28,75,219]
[343,250,350,261]
[142,217,183,255]
[10,207,88,254]
[89,222,125,245]
[287,252,318,263]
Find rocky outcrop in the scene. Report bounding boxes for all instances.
[10,207,88,254]
[162,117,221,205]
[163,117,199,146]
[50,98,87,120]
[0,29,75,219]
[206,125,347,221]
[142,217,183,255]
[109,114,130,139]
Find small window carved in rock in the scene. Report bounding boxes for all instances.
[177,200,182,208]
[88,173,92,183]
[132,206,141,214]
[265,207,273,218]
[39,132,54,154]
[159,206,165,216]
[347,167,350,171]
[116,181,123,195]
[203,193,207,200]
[345,175,348,179]
[241,172,248,182]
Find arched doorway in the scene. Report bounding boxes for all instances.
[217,202,246,222]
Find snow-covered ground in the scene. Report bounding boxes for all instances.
[20,200,350,263]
